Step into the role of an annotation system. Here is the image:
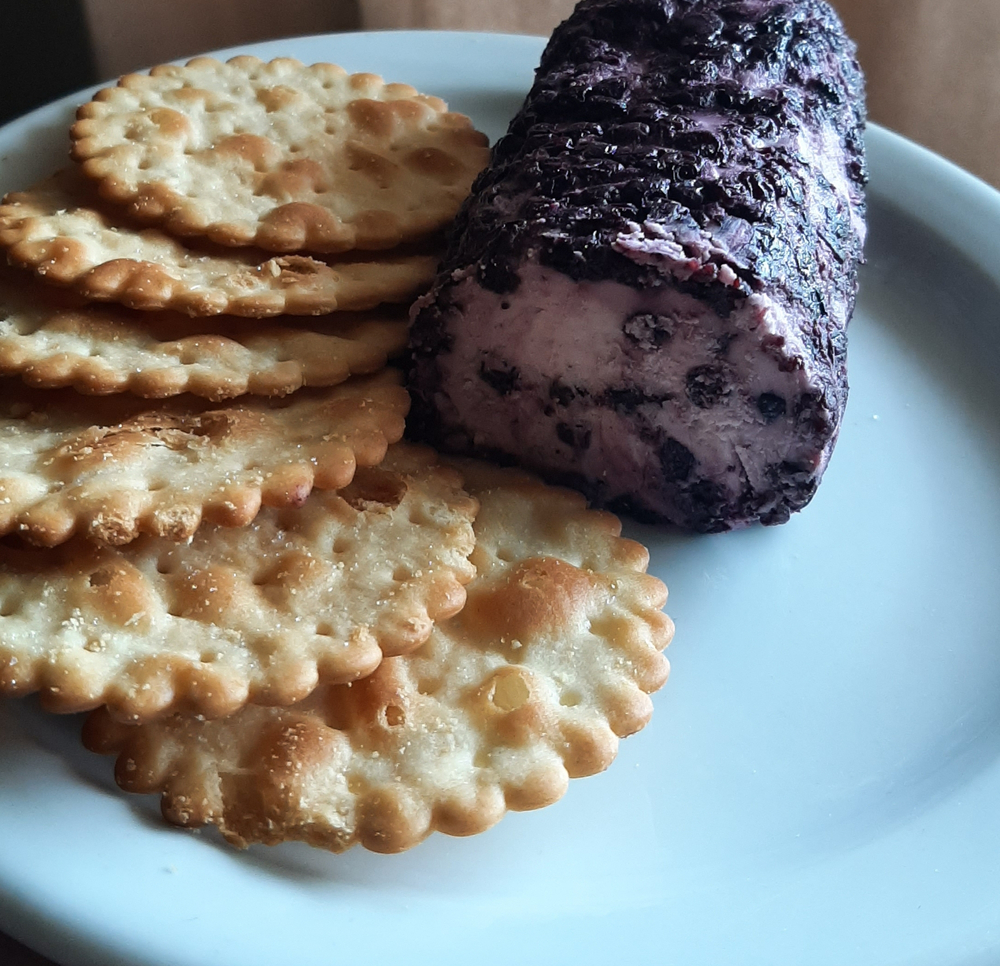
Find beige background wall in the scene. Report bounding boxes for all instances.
[82,0,359,79]
[359,0,577,34]
[835,0,1000,191]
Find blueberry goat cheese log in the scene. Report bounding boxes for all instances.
[408,0,867,531]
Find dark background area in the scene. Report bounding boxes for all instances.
[1,0,97,125]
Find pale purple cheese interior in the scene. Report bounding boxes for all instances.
[425,262,831,524]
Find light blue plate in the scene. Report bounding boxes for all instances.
[1,30,999,966]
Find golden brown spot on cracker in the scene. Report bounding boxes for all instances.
[171,566,243,623]
[171,335,238,366]
[148,108,191,138]
[258,202,348,252]
[388,99,427,124]
[86,560,153,627]
[343,143,401,190]
[348,72,383,94]
[259,158,328,200]
[357,785,430,854]
[202,484,261,527]
[176,662,248,720]
[383,82,418,99]
[463,556,595,642]
[254,550,319,594]
[117,264,179,306]
[214,133,282,171]
[260,465,314,508]
[346,99,396,139]
[308,444,356,491]
[256,85,301,112]
[414,93,447,112]
[431,785,506,838]
[504,764,569,813]
[128,182,183,222]
[350,211,402,248]
[25,238,90,283]
[558,720,618,778]
[257,718,338,798]
[404,147,465,184]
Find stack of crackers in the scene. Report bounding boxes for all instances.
[0,56,672,854]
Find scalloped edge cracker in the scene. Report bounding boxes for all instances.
[0,443,478,721]
[70,57,489,253]
[0,263,408,399]
[0,170,439,316]
[0,369,410,546]
[83,462,672,853]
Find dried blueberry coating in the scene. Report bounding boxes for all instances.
[409,0,866,532]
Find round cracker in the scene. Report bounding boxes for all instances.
[0,443,478,721]
[0,170,439,316]
[83,462,673,853]
[0,263,408,399]
[70,57,490,253]
[0,369,409,547]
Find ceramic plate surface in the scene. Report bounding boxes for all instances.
[1,31,1000,966]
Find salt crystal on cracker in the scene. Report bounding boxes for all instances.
[69,57,490,253]
[83,461,672,853]
[0,443,478,721]
[0,170,439,316]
